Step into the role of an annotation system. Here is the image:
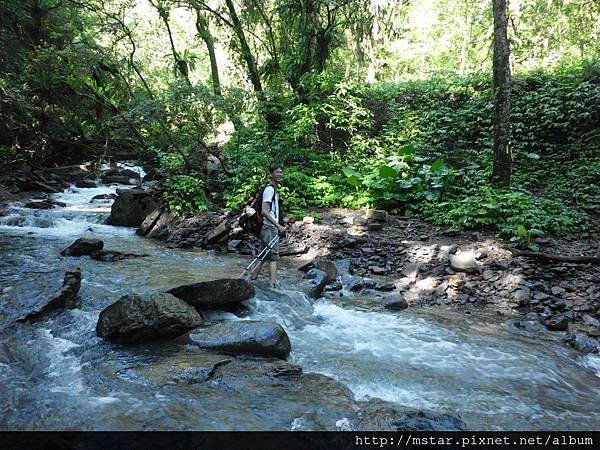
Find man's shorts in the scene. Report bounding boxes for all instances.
[260,224,280,261]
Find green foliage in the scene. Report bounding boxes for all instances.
[163,175,209,214]
[418,187,590,240]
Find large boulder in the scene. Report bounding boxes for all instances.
[189,320,291,359]
[0,270,82,327]
[60,238,104,256]
[167,278,255,310]
[108,189,157,227]
[96,292,202,344]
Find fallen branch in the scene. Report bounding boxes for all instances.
[506,247,600,264]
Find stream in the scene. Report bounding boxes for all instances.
[1,171,600,431]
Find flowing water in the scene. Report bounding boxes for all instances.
[1,174,600,430]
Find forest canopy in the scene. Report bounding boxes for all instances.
[1,0,599,242]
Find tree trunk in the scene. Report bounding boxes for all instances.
[224,0,264,102]
[491,0,512,185]
[194,10,221,96]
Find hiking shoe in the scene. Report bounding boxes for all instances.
[270,281,281,289]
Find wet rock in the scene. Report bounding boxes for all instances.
[375,282,396,292]
[564,333,598,354]
[167,278,255,310]
[60,238,104,256]
[75,179,96,188]
[90,250,147,262]
[10,270,82,324]
[582,315,600,329]
[313,259,339,281]
[102,166,140,179]
[109,189,157,227]
[90,193,117,202]
[301,268,329,298]
[189,320,291,359]
[371,266,386,275]
[137,207,163,236]
[101,175,138,185]
[383,295,408,311]
[506,319,545,333]
[24,199,66,209]
[227,239,242,252]
[96,292,202,343]
[146,209,177,239]
[354,398,466,431]
[127,353,357,430]
[335,258,354,275]
[544,315,569,331]
[449,253,480,274]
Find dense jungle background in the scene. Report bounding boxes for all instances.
[1,0,599,240]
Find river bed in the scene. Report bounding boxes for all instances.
[1,176,600,430]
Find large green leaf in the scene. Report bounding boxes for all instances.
[378,165,398,178]
[431,158,445,172]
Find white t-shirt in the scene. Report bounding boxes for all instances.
[262,185,279,227]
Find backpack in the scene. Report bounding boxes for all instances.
[238,185,280,234]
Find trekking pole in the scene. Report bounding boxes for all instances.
[241,234,280,279]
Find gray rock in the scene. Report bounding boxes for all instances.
[109,189,157,227]
[206,220,231,244]
[514,288,531,306]
[146,209,177,239]
[402,262,420,279]
[90,193,117,202]
[167,278,255,309]
[301,268,329,299]
[90,250,147,262]
[189,320,291,359]
[313,259,339,281]
[544,315,569,331]
[474,246,489,260]
[355,398,466,431]
[353,216,368,226]
[482,270,495,281]
[8,270,82,324]
[564,333,598,354]
[582,315,600,329]
[383,295,408,311]
[335,258,354,275]
[137,208,163,236]
[60,238,104,256]
[449,253,480,274]
[365,209,387,221]
[551,286,566,296]
[75,179,96,188]
[96,292,202,343]
[24,199,66,209]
